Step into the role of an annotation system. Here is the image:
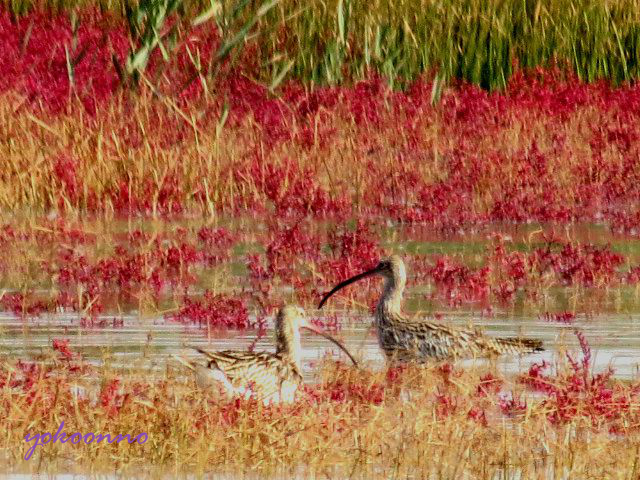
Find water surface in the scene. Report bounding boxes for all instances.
[2,310,639,380]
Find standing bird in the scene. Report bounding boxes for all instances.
[319,256,543,363]
[177,305,358,404]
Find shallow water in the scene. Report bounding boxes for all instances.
[1,219,640,382]
[1,309,639,380]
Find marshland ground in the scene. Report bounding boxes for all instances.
[2,0,640,477]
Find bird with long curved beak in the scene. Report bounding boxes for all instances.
[319,255,543,363]
[176,305,358,404]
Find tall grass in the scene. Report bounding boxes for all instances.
[3,0,640,89]
[5,352,640,478]
[270,0,640,89]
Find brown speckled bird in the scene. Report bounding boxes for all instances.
[180,305,358,404]
[319,255,543,363]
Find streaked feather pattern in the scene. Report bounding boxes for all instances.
[378,313,543,361]
[194,347,302,403]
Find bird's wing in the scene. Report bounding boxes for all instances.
[194,348,302,398]
[388,317,504,358]
[391,316,541,358]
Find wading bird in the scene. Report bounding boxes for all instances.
[176,305,358,404]
[319,256,543,363]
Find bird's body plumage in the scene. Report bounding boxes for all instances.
[193,348,302,403]
[375,310,543,362]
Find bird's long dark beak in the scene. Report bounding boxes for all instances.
[302,325,359,367]
[318,266,382,309]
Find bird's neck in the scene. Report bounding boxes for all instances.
[276,324,303,372]
[379,275,405,316]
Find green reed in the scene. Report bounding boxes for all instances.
[3,0,640,89]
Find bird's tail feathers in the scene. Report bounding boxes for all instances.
[497,337,544,354]
[171,353,196,371]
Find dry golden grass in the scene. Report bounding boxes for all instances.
[3,350,640,479]
[0,86,631,220]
